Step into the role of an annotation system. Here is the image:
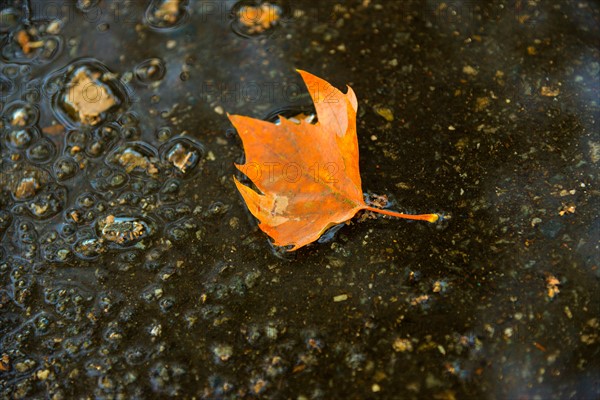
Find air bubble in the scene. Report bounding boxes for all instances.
[5,127,39,150]
[73,237,103,260]
[0,74,15,99]
[144,0,190,31]
[134,58,166,84]
[53,157,79,181]
[156,126,172,142]
[96,214,156,248]
[0,8,21,33]
[3,101,39,128]
[85,123,119,158]
[108,142,159,176]
[44,59,130,127]
[26,137,56,164]
[230,1,286,38]
[76,0,100,12]
[1,23,64,64]
[160,137,204,177]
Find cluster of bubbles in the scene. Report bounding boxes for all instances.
[0,56,206,313]
[0,1,63,65]
[0,51,209,397]
[0,1,297,397]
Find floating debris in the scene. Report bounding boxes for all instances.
[73,237,104,259]
[333,294,348,302]
[45,59,130,127]
[26,138,56,163]
[462,65,478,76]
[410,294,429,305]
[134,58,166,84]
[232,2,282,37]
[61,67,119,125]
[160,138,203,176]
[14,177,40,199]
[165,143,195,173]
[3,101,39,128]
[144,0,189,30]
[558,203,576,216]
[166,143,194,173]
[546,274,560,299]
[97,214,154,247]
[1,18,63,64]
[373,105,394,122]
[76,0,100,12]
[6,128,37,149]
[0,354,9,372]
[15,29,43,54]
[212,344,233,363]
[117,148,158,175]
[154,0,181,24]
[392,338,413,353]
[541,86,560,97]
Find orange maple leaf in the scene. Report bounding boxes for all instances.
[229,70,439,251]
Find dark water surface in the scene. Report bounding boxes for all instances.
[0,0,598,398]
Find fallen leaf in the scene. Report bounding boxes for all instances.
[229,70,439,251]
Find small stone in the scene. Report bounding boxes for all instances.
[150,324,162,337]
[462,65,478,75]
[589,141,600,163]
[333,294,348,302]
[14,360,34,373]
[36,369,50,380]
[393,338,413,352]
[47,20,62,35]
[531,217,542,227]
[474,96,490,111]
[213,344,233,362]
[373,106,394,122]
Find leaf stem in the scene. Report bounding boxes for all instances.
[364,206,439,223]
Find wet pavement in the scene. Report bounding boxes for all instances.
[0,0,599,399]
